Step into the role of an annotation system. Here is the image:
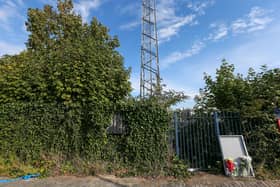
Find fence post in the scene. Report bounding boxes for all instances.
[214,111,220,137]
[174,112,180,156]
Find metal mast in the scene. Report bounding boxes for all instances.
[140,0,161,98]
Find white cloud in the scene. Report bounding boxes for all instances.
[231,6,273,34]
[231,19,247,33]
[120,0,214,43]
[187,0,215,15]
[156,0,179,25]
[208,7,273,42]
[207,23,228,41]
[161,6,274,68]
[161,41,205,67]
[156,0,212,43]
[207,7,273,41]
[74,0,102,22]
[0,41,24,56]
[158,14,196,42]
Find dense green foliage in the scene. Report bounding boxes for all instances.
[195,60,280,178]
[248,118,280,179]
[0,100,183,177]
[115,100,170,174]
[0,0,131,106]
[195,60,280,116]
[0,0,131,170]
[0,103,99,160]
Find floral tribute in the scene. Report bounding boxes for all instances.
[224,158,236,176]
[239,156,252,176]
[224,156,252,177]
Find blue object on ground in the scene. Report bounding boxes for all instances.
[0,174,40,183]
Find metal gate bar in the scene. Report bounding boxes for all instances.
[173,111,273,170]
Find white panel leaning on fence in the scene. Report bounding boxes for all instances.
[218,135,255,177]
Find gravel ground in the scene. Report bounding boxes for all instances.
[0,173,279,187]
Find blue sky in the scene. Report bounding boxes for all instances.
[0,0,280,108]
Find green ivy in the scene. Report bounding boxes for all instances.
[0,100,178,177]
[113,99,170,174]
[247,119,280,179]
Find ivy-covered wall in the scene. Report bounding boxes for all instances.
[113,100,170,173]
[0,100,171,176]
[0,103,110,160]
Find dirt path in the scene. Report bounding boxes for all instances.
[0,174,279,187]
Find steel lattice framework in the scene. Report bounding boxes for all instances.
[140,0,161,98]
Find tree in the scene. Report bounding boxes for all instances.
[0,0,132,158]
[0,0,131,107]
[194,60,280,116]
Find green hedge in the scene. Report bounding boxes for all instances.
[248,119,280,179]
[0,100,172,176]
[114,100,169,174]
[0,103,112,161]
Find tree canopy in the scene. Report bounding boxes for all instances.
[0,0,131,107]
[195,60,280,116]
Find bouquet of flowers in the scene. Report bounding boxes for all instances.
[224,158,236,176]
[239,156,252,176]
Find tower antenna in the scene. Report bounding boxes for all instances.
[140,0,161,98]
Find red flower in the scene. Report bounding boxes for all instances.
[226,160,235,172]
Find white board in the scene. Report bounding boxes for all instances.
[219,135,254,177]
[219,135,247,159]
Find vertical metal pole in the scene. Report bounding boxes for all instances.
[174,112,180,156]
[214,111,220,137]
[140,0,160,98]
[213,111,221,163]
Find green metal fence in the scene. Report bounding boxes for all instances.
[172,111,273,170]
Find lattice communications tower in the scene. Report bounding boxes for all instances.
[140,0,161,98]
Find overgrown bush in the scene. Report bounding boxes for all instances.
[112,99,170,176]
[248,119,280,179]
[0,102,110,162]
[0,100,187,178]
